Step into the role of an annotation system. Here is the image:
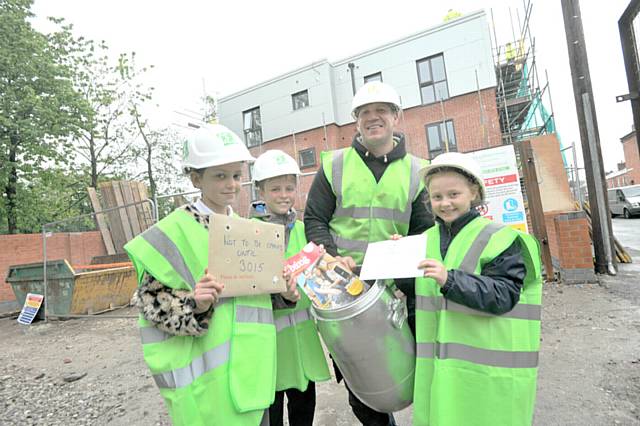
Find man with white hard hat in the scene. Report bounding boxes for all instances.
[304,81,433,425]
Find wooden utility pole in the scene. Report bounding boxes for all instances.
[561,0,616,274]
[617,0,640,153]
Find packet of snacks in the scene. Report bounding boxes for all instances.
[285,242,369,309]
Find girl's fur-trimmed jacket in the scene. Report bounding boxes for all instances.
[133,203,295,337]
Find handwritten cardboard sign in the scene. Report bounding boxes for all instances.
[209,213,286,297]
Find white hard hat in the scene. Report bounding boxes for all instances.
[351,81,402,118]
[418,152,486,200]
[182,124,255,173]
[252,150,301,183]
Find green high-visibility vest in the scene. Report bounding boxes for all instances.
[321,147,427,265]
[414,217,542,426]
[268,220,330,391]
[124,209,276,426]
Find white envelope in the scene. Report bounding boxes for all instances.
[359,234,427,280]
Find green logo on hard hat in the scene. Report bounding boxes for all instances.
[220,131,237,146]
[182,140,189,159]
[276,154,286,165]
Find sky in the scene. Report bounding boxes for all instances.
[31,0,636,173]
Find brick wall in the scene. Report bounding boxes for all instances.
[607,172,633,188]
[399,88,503,158]
[622,134,640,185]
[0,232,107,311]
[239,88,501,215]
[544,211,595,283]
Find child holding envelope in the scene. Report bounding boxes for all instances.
[413,152,542,426]
[250,150,330,426]
[125,125,297,426]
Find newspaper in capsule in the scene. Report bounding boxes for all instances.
[284,242,369,309]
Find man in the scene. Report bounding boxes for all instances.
[304,81,433,426]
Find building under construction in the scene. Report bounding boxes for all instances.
[215,5,557,211]
[492,2,556,146]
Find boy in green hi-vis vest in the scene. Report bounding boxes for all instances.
[410,152,542,426]
[124,125,299,426]
[250,150,331,426]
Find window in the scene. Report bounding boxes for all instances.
[298,147,316,169]
[243,107,262,147]
[425,120,457,159]
[292,90,309,111]
[417,54,449,105]
[364,72,383,84]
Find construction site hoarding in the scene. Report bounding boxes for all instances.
[470,144,528,232]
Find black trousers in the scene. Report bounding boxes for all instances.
[268,382,316,426]
[345,379,397,426]
[340,299,414,426]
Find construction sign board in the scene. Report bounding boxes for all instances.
[469,145,528,233]
[17,293,44,325]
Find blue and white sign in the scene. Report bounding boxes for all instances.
[503,198,519,212]
[470,145,528,232]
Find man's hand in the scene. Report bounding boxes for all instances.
[194,268,224,313]
[417,259,448,287]
[334,255,357,272]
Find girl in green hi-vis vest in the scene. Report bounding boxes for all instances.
[411,152,542,426]
[250,150,331,426]
[124,125,299,426]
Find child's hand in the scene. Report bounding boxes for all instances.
[418,259,448,287]
[281,268,300,302]
[194,268,224,313]
[389,233,402,241]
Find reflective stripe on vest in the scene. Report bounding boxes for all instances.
[154,341,230,389]
[326,148,425,263]
[274,309,312,332]
[458,222,503,273]
[141,226,196,288]
[413,218,541,426]
[140,303,274,345]
[416,342,538,369]
[148,305,274,389]
[331,149,423,225]
[126,209,276,423]
[415,295,541,320]
[416,220,541,321]
[236,305,274,325]
[140,327,171,344]
[329,231,369,254]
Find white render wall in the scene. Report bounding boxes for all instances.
[218,9,495,143]
[218,61,336,143]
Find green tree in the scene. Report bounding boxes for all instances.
[0,0,89,233]
[64,38,141,189]
[124,56,188,204]
[3,167,94,234]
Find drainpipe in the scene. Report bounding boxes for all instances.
[348,63,357,95]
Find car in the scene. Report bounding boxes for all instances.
[608,184,640,218]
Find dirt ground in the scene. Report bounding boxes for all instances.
[1,253,639,425]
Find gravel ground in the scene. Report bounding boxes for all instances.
[1,256,639,425]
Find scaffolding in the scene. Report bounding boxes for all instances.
[492,1,556,146]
